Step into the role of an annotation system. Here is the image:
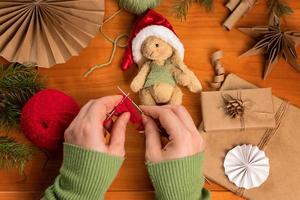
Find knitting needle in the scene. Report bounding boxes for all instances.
[204,176,212,185]
[103,93,130,133]
[105,91,130,121]
[116,87,169,138]
[117,86,144,114]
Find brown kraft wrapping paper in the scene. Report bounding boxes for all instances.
[201,88,276,132]
[200,74,300,200]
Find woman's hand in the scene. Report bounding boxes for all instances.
[141,105,204,163]
[64,95,130,157]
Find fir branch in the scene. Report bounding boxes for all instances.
[198,0,213,11]
[0,63,43,104]
[173,0,213,21]
[0,101,20,130]
[268,0,293,17]
[0,63,44,131]
[173,0,193,21]
[0,136,33,173]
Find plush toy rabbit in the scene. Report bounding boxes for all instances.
[120,10,202,105]
[130,36,202,105]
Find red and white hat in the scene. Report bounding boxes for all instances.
[121,9,184,70]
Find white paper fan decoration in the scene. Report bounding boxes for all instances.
[224,144,270,189]
[0,0,105,68]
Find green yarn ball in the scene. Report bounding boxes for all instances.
[119,0,160,15]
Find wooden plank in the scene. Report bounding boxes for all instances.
[0,0,299,199]
[0,191,243,200]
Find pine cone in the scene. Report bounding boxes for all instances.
[222,94,244,119]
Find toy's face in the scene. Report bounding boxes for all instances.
[141,36,173,61]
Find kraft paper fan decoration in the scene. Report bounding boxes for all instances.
[0,0,105,68]
[224,144,270,189]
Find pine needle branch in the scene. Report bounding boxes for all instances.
[0,136,33,173]
[268,0,293,17]
[172,0,213,21]
[0,63,44,131]
[197,0,213,11]
[173,0,193,21]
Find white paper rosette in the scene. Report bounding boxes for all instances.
[224,144,270,189]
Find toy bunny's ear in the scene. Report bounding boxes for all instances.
[171,48,188,72]
[170,48,181,65]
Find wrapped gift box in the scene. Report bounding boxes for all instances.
[200,74,300,200]
[201,88,276,132]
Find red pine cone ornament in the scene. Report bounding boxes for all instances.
[21,89,80,152]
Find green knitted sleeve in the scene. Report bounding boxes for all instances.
[146,152,210,200]
[42,143,124,200]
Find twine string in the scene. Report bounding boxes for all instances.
[233,101,289,198]
[235,187,245,197]
[237,91,246,131]
[257,101,290,150]
[84,9,129,77]
[222,90,277,131]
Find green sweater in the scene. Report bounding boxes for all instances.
[43,143,210,200]
[144,61,176,88]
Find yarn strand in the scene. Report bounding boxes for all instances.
[84,9,129,77]
[100,9,124,44]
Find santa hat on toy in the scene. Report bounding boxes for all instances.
[121,9,184,70]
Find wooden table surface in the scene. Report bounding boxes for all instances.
[1,0,300,199]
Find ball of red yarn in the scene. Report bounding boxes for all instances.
[21,89,80,152]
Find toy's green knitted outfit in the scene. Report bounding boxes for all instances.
[43,143,210,200]
[144,60,176,88]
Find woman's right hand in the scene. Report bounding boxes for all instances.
[141,105,205,163]
[64,95,130,157]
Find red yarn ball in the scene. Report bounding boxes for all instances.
[21,89,80,152]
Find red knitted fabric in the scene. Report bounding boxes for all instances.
[21,89,80,152]
[104,96,143,131]
[114,97,143,130]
